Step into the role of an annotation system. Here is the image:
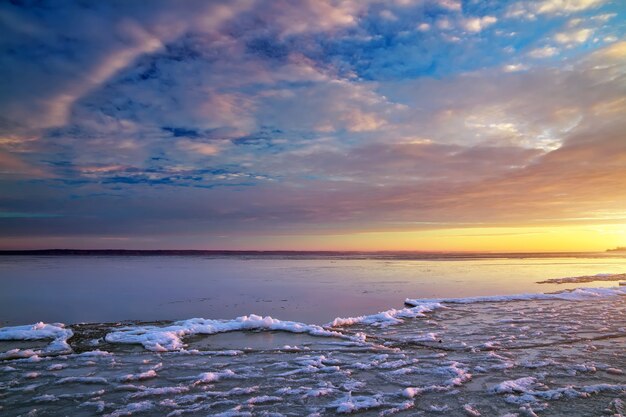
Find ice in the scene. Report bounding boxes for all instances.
[429,404,449,412]
[119,369,158,382]
[331,393,383,413]
[327,302,442,327]
[105,400,154,417]
[405,286,625,307]
[194,369,236,384]
[402,387,422,398]
[79,400,106,413]
[130,386,190,398]
[537,272,626,284]
[33,394,57,402]
[379,400,414,415]
[463,404,481,416]
[0,285,624,416]
[0,322,73,358]
[246,395,282,404]
[105,314,349,351]
[490,377,539,394]
[56,376,108,384]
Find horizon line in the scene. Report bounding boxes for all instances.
[1,248,623,255]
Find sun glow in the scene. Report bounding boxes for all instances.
[237,224,626,252]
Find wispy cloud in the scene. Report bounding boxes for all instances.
[0,0,624,248]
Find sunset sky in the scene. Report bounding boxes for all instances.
[0,0,625,251]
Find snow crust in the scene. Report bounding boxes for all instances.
[327,302,442,327]
[537,272,626,284]
[331,393,383,413]
[1,284,624,416]
[0,322,73,358]
[405,286,625,307]
[105,314,348,351]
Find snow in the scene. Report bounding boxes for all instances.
[105,314,348,351]
[105,401,154,417]
[402,387,422,398]
[120,370,158,382]
[56,376,108,384]
[246,395,282,404]
[405,286,626,307]
[490,377,538,394]
[131,386,190,398]
[331,394,383,413]
[463,404,481,416]
[194,369,236,384]
[537,272,626,284]
[327,302,442,327]
[1,284,624,416]
[0,322,73,357]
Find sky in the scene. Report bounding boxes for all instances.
[0,0,625,251]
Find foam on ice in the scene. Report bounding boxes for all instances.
[105,314,348,351]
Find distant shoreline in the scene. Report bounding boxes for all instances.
[0,249,623,260]
[606,247,626,252]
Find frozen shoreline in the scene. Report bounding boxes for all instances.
[1,285,624,416]
[1,285,624,356]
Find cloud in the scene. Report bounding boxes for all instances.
[0,2,624,246]
[536,0,607,14]
[0,151,48,178]
[528,46,559,58]
[554,28,593,44]
[178,140,222,156]
[462,16,497,33]
[436,0,462,12]
[506,0,607,19]
[502,64,529,72]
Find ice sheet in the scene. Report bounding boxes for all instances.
[1,286,624,416]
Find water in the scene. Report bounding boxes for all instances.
[0,255,625,416]
[0,255,625,326]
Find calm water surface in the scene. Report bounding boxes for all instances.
[1,255,625,326]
